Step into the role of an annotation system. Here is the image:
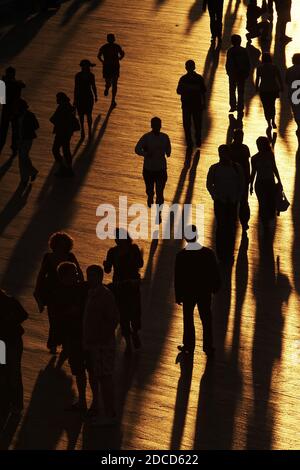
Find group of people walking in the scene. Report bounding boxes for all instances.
[0,0,298,428]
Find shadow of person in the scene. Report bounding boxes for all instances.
[0,110,109,295]
[170,352,194,449]
[0,184,32,236]
[82,353,139,450]
[0,10,56,64]
[0,157,14,183]
[244,43,261,118]
[60,0,105,26]
[292,147,300,293]
[185,0,204,35]
[14,357,84,449]
[246,225,291,449]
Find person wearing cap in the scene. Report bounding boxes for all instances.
[177,60,206,150]
[17,99,39,188]
[0,66,25,156]
[97,33,125,107]
[50,92,78,177]
[175,225,220,358]
[74,59,98,141]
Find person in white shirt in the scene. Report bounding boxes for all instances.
[135,117,171,208]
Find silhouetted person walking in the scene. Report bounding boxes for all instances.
[17,99,39,188]
[246,0,270,44]
[83,265,119,426]
[135,117,171,210]
[177,60,206,150]
[202,0,224,44]
[54,261,89,412]
[50,92,79,177]
[250,136,282,231]
[207,144,245,264]
[0,289,28,415]
[104,229,143,355]
[226,35,250,118]
[229,129,251,232]
[286,53,300,140]
[175,225,220,358]
[34,232,83,354]
[273,0,292,42]
[97,33,125,108]
[74,59,98,141]
[256,52,283,131]
[0,67,25,156]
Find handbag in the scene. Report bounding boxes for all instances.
[275,184,290,216]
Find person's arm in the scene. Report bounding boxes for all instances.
[97,47,104,63]
[174,253,184,305]
[237,164,245,201]
[276,66,284,92]
[176,77,183,95]
[135,134,147,156]
[272,153,282,187]
[118,45,125,61]
[249,158,257,194]
[32,113,39,131]
[245,146,251,184]
[255,67,261,92]
[11,297,29,324]
[165,135,171,157]
[91,73,98,102]
[206,166,215,199]
[103,248,113,274]
[225,49,231,75]
[244,49,251,78]
[49,108,58,125]
[209,251,221,294]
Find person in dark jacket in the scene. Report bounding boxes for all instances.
[226,35,250,118]
[207,144,245,264]
[74,59,98,141]
[246,0,270,44]
[104,228,143,355]
[34,231,83,354]
[175,225,220,358]
[17,99,39,187]
[0,67,25,156]
[50,92,78,177]
[177,60,207,150]
[0,289,28,414]
[229,129,251,231]
[202,0,224,44]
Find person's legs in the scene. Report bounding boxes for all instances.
[155,169,168,206]
[237,78,246,115]
[215,0,224,39]
[239,193,250,230]
[229,76,237,111]
[182,299,197,352]
[131,282,142,349]
[6,338,24,412]
[214,200,227,261]
[75,372,87,408]
[0,108,10,153]
[182,106,193,148]
[52,134,63,163]
[143,169,155,207]
[11,117,19,156]
[197,297,214,355]
[61,136,73,172]
[99,375,116,418]
[78,113,85,139]
[227,202,238,259]
[111,76,118,106]
[87,112,93,139]
[260,92,272,126]
[207,3,217,39]
[18,140,37,184]
[192,107,203,147]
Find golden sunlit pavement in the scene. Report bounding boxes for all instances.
[0,0,299,450]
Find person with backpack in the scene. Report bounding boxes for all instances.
[0,289,28,415]
[206,144,245,264]
[226,35,251,119]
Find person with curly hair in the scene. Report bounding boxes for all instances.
[34,232,83,354]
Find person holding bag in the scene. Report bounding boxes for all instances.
[250,136,283,231]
